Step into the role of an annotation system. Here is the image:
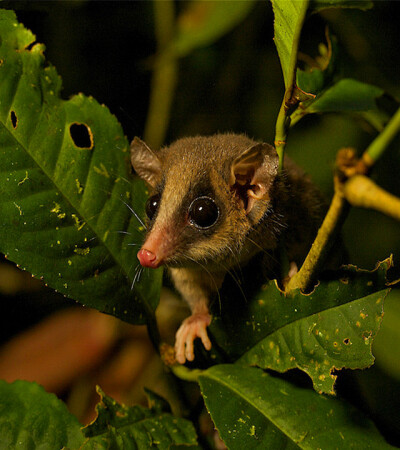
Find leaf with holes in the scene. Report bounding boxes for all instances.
[0,380,84,449]
[81,386,198,449]
[208,259,390,394]
[198,365,393,449]
[0,9,162,325]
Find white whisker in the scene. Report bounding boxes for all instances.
[131,264,143,291]
[119,195,147,230]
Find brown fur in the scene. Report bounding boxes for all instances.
[131,133,330,362]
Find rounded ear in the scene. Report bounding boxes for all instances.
[130,137,162,188]
[230,142,279,214]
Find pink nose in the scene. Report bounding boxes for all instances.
[137,249,160,268]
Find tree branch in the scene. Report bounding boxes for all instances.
[343,175,400,222]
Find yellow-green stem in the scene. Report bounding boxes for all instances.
[344,175,400,221]
[171,365,203,383]
[143,0,177,150]
[286,188,348,293]
[364,106,400,165]
[274,99,289,172]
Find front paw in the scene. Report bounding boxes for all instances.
[175,313,212,364]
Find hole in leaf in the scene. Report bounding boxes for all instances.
[343,338,350,345]
[25,41,37,51]
[10,110,18,129]
[69,123,93,149]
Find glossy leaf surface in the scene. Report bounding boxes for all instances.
[199,365,393,449]
[0,9,162,325]
[209,260,390,394]
[0,380,84,449]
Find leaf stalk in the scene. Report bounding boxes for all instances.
[171,365,204,383]
[364,106,400,166]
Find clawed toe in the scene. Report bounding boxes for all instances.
[175,313,212,364]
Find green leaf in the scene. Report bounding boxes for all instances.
[239,288,386,394]
[0,9,162,325]
[81,387,198,449]
[310,0,373,12]
[170,0,256,59]
[209,259,390,394]
[373,288,400,380]
[271,0,309,89]
[0,380,84,449]
[198,365,393,449]
[0,380,198,450]
[308,79,385,113]
[292,78,394,131]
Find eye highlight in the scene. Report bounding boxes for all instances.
[188,196,219,229]
[145,193,161,220]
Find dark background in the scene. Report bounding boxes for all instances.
[1,1,400,445]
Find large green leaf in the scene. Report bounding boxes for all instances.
[271,0,309,89]
[208,260,390,394]
[0,380,84,449]
[82,387,198,449]
[0,9,162,325]
[169,0,256,59]
[198,365,393,449]
[239,288,386,394]
[0,380,198,450]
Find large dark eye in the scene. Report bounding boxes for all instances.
[145,193,161,220]
[188,196,219,229]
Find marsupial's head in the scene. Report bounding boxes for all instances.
[130,134,279,270]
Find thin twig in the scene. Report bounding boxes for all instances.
[285,184,349,293]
